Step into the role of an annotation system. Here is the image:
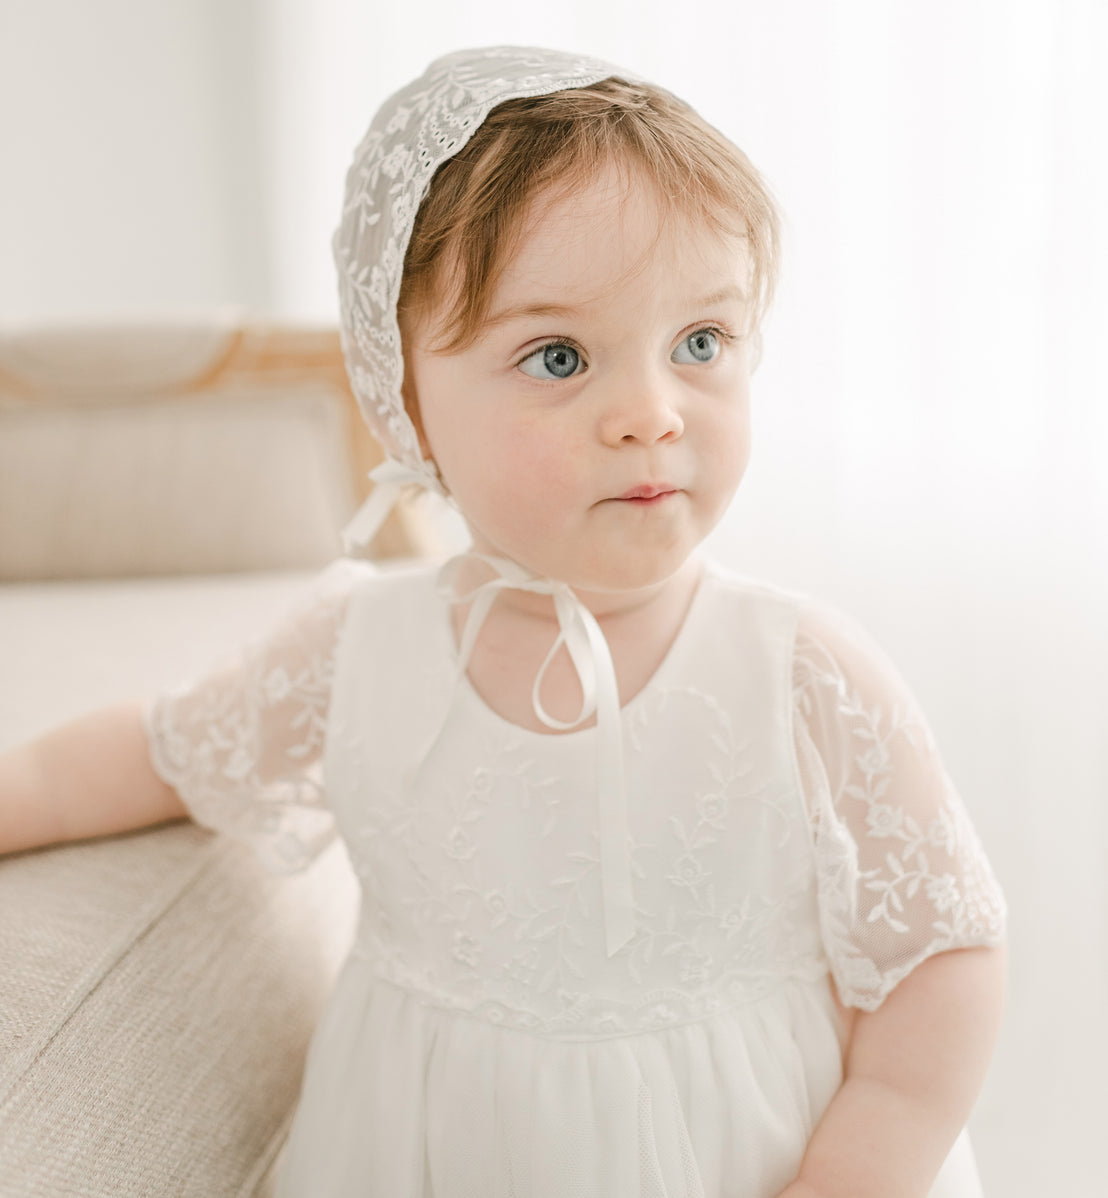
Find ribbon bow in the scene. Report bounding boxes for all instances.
[341,459,450,556]
[342,466,636,957]
[438,553,637,958]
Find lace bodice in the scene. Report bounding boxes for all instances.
[144,558,1005,1018]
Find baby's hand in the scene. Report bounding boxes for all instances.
[769,945,1006,1198]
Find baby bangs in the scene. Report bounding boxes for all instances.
[398,78,782,352]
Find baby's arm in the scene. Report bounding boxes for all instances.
[776,941,1006,1198]
[0,701,186,856]
[1,560,363,861]
[786,595,1008,1198]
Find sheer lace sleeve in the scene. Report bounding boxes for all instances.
[791,599,1007,1011]
[142,558,372,872]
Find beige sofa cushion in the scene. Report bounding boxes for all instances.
[0,385,355,578]
[0,567,362,1196]
[0,320,432,580]
[0,826,358,1198]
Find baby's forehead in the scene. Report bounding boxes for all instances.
[495,175,750,295]
[399,129,764,357]
[468,241,750,348]
[520,163,735,241]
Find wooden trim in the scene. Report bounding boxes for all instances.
[188,323,442,560]
[0,320,441,562]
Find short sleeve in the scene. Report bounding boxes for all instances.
[142,558,372,872]
[791,599,1007,1011]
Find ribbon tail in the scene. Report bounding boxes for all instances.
[343,458,448,555]
[436,552,636,957]
[578,606,635,958]
[341,481,399,555]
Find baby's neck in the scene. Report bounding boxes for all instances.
[448,555,705,733]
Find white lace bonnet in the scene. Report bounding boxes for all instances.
[332,47,692,960]
[333,45,639,549]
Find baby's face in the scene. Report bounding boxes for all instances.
[405,167,755,599]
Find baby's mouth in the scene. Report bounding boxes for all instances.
[614,484,679,504]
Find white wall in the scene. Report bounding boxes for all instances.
[0,0,269,320]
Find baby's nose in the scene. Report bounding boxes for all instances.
[597,373,684,445]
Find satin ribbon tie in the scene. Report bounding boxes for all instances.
[438,554,636,958]
[341,459,450,555]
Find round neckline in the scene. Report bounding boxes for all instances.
[436,557,720,742]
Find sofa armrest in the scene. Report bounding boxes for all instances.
[0,823,358,1197]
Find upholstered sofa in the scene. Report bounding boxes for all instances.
[0,320,435,1196]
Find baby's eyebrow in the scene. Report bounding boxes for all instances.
[481,300,580,330]
[481,285,747,333]
[690,284,747,309]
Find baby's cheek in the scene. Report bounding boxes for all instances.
[704,419,750,484]
[505,426,583,491]
[458,439,541,520]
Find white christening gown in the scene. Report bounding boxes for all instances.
[145,556,1006,1198]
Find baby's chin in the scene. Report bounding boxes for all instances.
[460,524,702,600]
[525,552,704,616]
[576,555,702,597]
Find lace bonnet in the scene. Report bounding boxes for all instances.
[334,45,639,548]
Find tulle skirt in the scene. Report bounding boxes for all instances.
[275,952,982,1197]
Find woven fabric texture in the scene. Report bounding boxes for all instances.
[0,824,357,1197]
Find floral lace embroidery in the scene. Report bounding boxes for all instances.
[338,670,828,1037]
[146,570,1006,1028]
[144,564,363,871]
[792,612,1006,1011]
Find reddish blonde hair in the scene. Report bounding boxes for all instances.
[398,78,781,351]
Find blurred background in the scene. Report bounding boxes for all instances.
[2,0,1105,1193]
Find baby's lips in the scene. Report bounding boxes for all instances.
[617,483,679,500]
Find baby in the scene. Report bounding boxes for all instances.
[1,46,1006,1198]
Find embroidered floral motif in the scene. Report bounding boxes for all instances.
[143,563,362,871]
[794,612,1006,1011]
[147,567,1006,1034]
[452,931,482,969]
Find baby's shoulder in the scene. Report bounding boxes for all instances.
[360,555,438,580]
[698,558,820,625]
[702,560,866,631]
[342,555,440,600]
[711,568,928,727]
[337,556,448,645]
[697,560,890,678]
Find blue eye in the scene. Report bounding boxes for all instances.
[519,343,582,380]
[672,329,720,364]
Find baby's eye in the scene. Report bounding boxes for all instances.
[519,343,583,380]
[672,329,721,364]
